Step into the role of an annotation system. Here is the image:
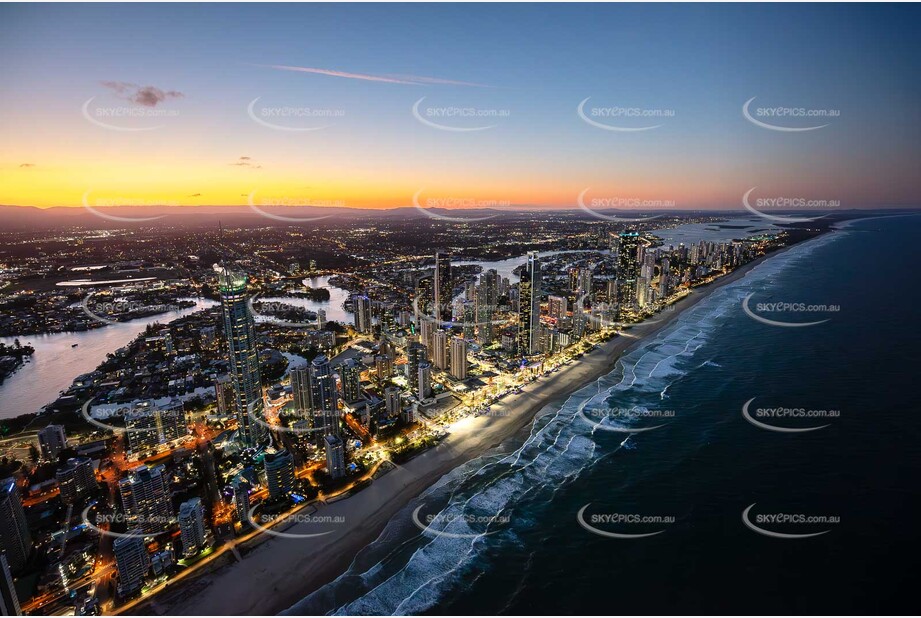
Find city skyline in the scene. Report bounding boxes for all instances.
[1,3,920,211]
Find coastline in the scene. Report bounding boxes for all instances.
[127,237,820,617]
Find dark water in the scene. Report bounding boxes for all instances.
[286,214,921,615]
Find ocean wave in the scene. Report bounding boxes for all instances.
[283,230,846,616]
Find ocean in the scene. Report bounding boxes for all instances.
[285,214,921,615]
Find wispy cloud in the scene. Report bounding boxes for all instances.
[230,156,261,169]
[19,163,36,168]
[101,81,184,107]
[257,64,489,87]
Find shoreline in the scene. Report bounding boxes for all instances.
[127,236,822,617]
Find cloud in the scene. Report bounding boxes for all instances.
[100,81,184,107]
[19,163,36,168]
[230,156,261,169]
[188,193,201,197]
[257,64,489,87]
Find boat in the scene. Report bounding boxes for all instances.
[71,343,79,348]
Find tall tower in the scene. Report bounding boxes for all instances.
[353,294,373,334]
[450,337,468,380]
[219,268,267,447]
[263,450,295,499]
[432,330,449,370]
[0,479,31,572]
[517,252,541,355]
[433,251,452,321]
[309,355,339,441]
[617,232,641,312]
[0,553,20,615]
[113,534,149,597]
[178,497,207,557]
[338,359,362,403]
[118,465,172,535]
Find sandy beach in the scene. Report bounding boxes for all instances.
[128,245,798,617]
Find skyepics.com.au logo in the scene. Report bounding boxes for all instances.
[742,293,840,328]
[248,407,347,436]
[246,510,344,539]
[577,405,675,433]
[81,397,185,435]
[412,297,510,332]
[742,97,839,132]
[742,504,840,539]
[247,97,345,132]
[412,189,505,222]
[81,290,186,326]
[247,294,320,328]
[577,98,675,132]
[412,97,510,132]
[577,188,673,222]
[577,504,675,539]
[82,191,175,223]
[247,191,340,223]
[742,398,840,433]
[742,187,838,223]
[82,82,183,132]
[411,504,510,539]
[81,506,172,539]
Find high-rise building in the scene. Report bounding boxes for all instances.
[324,435,346,480]
[433,252,452,322]
[37,424,66,461]
[384,386,402,419]
[309,355,339,441]
[462,301,476,340]
[0,553,20,615]
[290,365,312,419]
[353,294,373,334]
[450,337,468,380]
[56,457,96,505]
[374,355,393,383]
[219,268,267,447]
[419,315,435,351]
[617,232,641,311]
[407,342,427,396]
[432,330,449,370]
[517,252,541,355]
[316,309,326,330]
[338,359,362,403]
[178,497,207,557]
[263,450,295,499]
[232,479,251,526]
[113,533,149,597]
[0,480,31,572]
[214,375,234,416]
[417,361,433,399]
[118,465,171,534]
[548,295,568,321]
[572,298,588,339]
[658,257,671,297]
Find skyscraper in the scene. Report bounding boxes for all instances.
[338,359,362,403]
[548,295,568,321]
[178,497,207,557]
[417,361,433,399]
[214,375,234,416]
[113,533,149,597]
[219,268,267,447]
[407,342,427,396]
[0,553,20,616]
[118,465,171,535]
[517,252,541,355]
[433,251,452,321]
[353,294,372,334]
[0,479,31,572]
[264,450,295,499]
[309,355,339,441]
[232,478,251,526]
[450,337,468,380]
[384,386,402,419]
[432,329,449,370]
[617,232,641,312]
[290,366,312,418]
[324,435,346,480]
[56,457,97,505]
[37,424,66,461]
[125,399,188,461]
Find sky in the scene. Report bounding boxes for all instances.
[0,3,919,211]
